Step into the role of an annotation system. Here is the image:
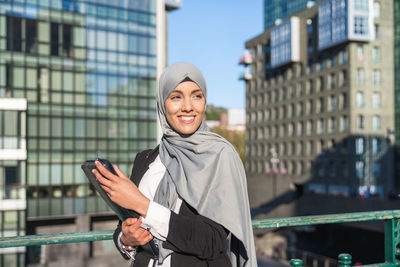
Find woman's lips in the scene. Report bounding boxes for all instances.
[178,116,195,124]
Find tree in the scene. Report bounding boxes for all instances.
[210,126,245,165]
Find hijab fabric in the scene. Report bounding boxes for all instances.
[153,62,257,267]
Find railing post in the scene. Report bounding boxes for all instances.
[384,218,397,265]
[338,253,351,267]
[290,259,303,267]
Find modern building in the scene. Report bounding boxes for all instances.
[242,0,394,200]
[0,0,180,266]
[263,0,317,30]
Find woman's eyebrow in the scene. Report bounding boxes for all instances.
[191,89,202,94]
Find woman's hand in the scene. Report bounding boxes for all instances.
[92,161,150,217]
[121,217,154,247]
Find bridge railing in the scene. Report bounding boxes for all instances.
[1,209,400,266]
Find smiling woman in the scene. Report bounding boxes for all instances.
[93,62,256,267]
[165,80,206,135]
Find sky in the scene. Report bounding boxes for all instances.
[168,0,263,109]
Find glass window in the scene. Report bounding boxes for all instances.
[63,118,73,137]
[356,137,364,155]
[97,30,107,50]
[340,115,348,132]
[51,22,59,56]
[39,22,50,42]
[38,164,49,185]
[6,16,22,52]
[73,27,85,47]
[26,18,38,54]
[4,210,18,229]
[357,115,365,130]
[372,92,381,108]
[356,45,364,62]
[356,68,364,85]
[13,67,25,88]
[26,68,37,89]
[39,117,50,137]
[354,16,369,36]
[372,47,380,62]
[372,138,381,154]
[373,69,381,85]
[356,91,365,107]
[51,118,62,137]
[356,161,365,179]
[51,71,61,90]
[374,24,380,40]
[373,162,381,178]
[373,115,381,130]
[373,1,380,17]
[62,24,72,57]
[63,72,73,91]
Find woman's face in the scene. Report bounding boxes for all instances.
[165,81,206,135]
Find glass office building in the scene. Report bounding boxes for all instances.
[0,0,175,265]
[264,0,316,29]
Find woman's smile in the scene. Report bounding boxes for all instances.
[165,81,206,135]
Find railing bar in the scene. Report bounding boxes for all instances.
[252,210,400,229]
[0,230,114,248]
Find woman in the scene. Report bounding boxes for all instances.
[92,62,256,266]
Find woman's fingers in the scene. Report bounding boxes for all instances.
[92,169,113,188]
[113,165,129,179]
[95,161,117,181]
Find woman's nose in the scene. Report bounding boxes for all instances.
[181,97,193,112]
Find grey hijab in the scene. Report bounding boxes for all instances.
[153,62,256,267]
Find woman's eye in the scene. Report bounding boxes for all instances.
[193,94,203,99]
[170,95,181,100]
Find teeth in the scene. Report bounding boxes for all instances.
[181,116,194,121]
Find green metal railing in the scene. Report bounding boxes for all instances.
[1,209,400,266]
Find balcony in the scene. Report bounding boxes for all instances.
[239,69,253,81]
[238,51,253,65]
[1,209,400,266]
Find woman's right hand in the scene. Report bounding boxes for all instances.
[120,217,154,247]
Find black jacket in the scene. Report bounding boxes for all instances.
[113,146,232,266]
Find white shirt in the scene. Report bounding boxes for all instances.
[118,155,183,266]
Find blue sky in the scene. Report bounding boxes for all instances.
[168,0,263,109]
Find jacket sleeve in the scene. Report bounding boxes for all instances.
[162,202,229,260]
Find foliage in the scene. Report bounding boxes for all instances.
[205,105,226,121]
[210,126,245,165]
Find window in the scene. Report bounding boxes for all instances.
[373,162,381,178]
[328,95,337,111]
[340,92,348,109]
[297,122,303,135]
[354,16,369,36]
[317,119,324,134]
[5,166,20,199]
[356,45,364,62]
[356,161,365,179]
[356,68,364,85]
[328,73,336,89]
[372,138,381,154]
[356,137,364,154]
[307,120,313,135]
[372,47,380,62]
[372,92,381,108]
[6,16,22,52]
[63,24,72,57]
[26,19,38,54]
[51,22,59,56]
[374,1,380,18]
[373,69,380,85]
[328,117,336,133]
[340,115,349,131]
[356,92,365,108]
[354,0,369,10]
[317,97,324,112]
[357,115,365,130]
[373,115,381,130]
[374,24,380,40]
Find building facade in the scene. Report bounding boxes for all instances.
[243,0,394,199]
[0,0,179,266]
[264,0,317,30]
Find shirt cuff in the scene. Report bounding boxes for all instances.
[117,231,137,260]
[141,200,171,241]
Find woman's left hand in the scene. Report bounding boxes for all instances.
[92,161,150,217]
